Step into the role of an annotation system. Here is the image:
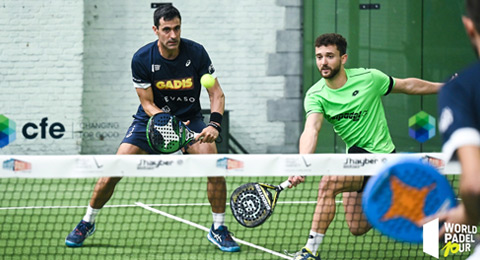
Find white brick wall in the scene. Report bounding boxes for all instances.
[1,0,287,155]
[0,0,84,155]
[82,0,286,154]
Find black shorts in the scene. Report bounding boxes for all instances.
[348,146,396,193]
[121,112,206,154]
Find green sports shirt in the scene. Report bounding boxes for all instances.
[304,68,396,153]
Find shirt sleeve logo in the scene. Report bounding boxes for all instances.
[439,107,453,134]
[151,64,161,72]
[208,64,215,74]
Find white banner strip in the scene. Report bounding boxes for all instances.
[0,153,460,179]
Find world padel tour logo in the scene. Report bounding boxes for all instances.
[0,114,16,148]
[424,219,477,258]
[216,157,244,170]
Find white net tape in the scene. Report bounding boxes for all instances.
[0,153,460,179]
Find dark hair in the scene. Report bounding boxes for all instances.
[153,4,181,28]
[315,33,347,56]
[465,0,480,33]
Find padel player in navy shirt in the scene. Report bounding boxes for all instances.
[65,4,240,252]
[435,2,480,259]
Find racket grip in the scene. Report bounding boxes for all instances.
[278,180,292,190]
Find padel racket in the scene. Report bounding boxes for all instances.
[362,158,457,243]
[230,180,291,228]
[146,113,200,154]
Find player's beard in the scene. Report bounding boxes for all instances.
[158,38,180,59]
[163,39,180,50]
[320,64,341,79]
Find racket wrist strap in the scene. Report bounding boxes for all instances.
[207,122,222,133]
[209,112,223,125]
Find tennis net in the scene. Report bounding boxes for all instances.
[0,154,470,259]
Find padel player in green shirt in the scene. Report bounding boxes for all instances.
[288,33,443,260]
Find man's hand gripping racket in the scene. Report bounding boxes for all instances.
[230,180,291,228]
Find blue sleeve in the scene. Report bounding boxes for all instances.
[131,52,151,88]
[197,45,215,76]
[438,78,480,161]
[439,81,475,141]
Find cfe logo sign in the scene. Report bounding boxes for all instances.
[423,218,477,258]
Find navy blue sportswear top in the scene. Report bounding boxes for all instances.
[438,60,480,161]
[131,38,215,121]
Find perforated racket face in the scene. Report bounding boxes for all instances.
[230,183,273,227]
[146,113,182,154]
[362,159,457,243]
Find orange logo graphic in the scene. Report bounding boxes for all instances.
[381,175,435,226]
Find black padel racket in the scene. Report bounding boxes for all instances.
[230,180,291,227]
[146,113,199,154]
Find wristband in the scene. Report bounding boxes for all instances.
[209,112,223,125]
[207,122,222,133]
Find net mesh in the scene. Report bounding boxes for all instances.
[0,156,469,260]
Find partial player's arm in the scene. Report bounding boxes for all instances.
[425,80,480,237]
[136,87,163,117]
[435,146,480,237]
[131,53,164,117]
[197,77,225,143]
[457,145,480,224]
[299,113,324,154]
[288,112,324,187]
[206,77,225,117]
[391,77,443,95]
